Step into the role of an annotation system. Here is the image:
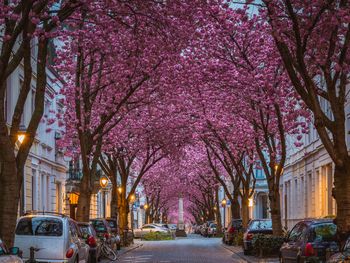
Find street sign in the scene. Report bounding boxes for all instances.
[226,200,231,206]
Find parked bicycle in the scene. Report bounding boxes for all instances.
[100,237,117,261]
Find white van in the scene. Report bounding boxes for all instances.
[14,213,89,263]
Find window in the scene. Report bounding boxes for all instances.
[15,217,63,236]
[31,169,37,210]
[249,220,272,230]
[91,220,107,233]
[288,223,304,242]
[143,226,155,229]
[311,223,337,242]
[69,221,79,238]
[31,89,35,114]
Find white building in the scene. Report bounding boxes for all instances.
[281,96,350,229]
[219,166,270,227]
[5,58,68,215]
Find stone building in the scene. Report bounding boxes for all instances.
[281,96,350,229]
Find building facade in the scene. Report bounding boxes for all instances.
[281,95,350,229]
[5,61,68,215]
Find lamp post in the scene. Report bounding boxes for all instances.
[221,198,227,228]
[15,125,27,215]
[144,204,149,224]
[99,176,108,218]
[129,194,135,230]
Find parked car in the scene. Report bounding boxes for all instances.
[328,236,350,263]
[90,218,118,251]
[14,212,90,263]
[223,219,243,245]
[0,238,23,263]
[200,223,208,237]
[133,224,169,238]
[167,224,177,232]
[208,223,217,237]
[77,222,101,263]
[153,223,169,230]
[280,219,339,262]
[105,218,121,250]
[243,219,273,255]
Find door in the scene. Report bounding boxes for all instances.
[142,225,156,235]
[69,221,88,263]
[282,223,305,262]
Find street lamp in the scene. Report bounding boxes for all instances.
[221,198,227,228]
[117,186,122,194]
[17,125,27,145]
[143,204,149,224]
[129,194,136,231]
[248,198,254,207]
[99,175,109,218]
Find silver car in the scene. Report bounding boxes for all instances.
[133,224,169,238]
[14,213,89,263]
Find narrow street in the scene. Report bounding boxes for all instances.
[117,235,246,263]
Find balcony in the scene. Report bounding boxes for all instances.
[67,167,83,181]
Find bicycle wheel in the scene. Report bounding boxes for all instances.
[101,244,117,261]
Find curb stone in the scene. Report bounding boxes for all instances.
[117,243,144,259]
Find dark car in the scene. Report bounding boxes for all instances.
[328,236,350,263]
[90,219,117,250]
[105,218,121,250]
[280,219,339,262]
[243,219,272,255]
[77,222,101,263]
[223,219,243,245]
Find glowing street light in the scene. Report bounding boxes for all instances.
[248,198,254,207]
[99,175,108,218]
[99,176,109,188]
[117,187,122,194]
[17,125,27,145]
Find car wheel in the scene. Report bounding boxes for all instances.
[243,249,250,255]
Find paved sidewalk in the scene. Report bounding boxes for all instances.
[222,244,279,263]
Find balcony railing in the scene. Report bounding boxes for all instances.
[67,168,83,181]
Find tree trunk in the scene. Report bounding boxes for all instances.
[241,196,249,228]
[76,190,91,222]
[0,155,20,246]
[333,163,350,245]
[269,189,283,236]
[215,188,222,233]
[231,193,241,219]
[111,186,118,219]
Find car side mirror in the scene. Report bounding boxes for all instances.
[9,247,20,256]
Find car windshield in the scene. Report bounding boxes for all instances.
[344,238,350,251]
[313,223,337,242]
[107,220,117,229]
[210,224,217,228]
[15,217,63,236]
[78,224,92,237]
[249,220,272,230]
[91,220,107,233]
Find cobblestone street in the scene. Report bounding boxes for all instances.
[117,235,246,263]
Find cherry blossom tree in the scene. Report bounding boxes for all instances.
[258,0,350,239]
[0,0,81,245]
[180,4,308,234]
[57,0,205,222]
